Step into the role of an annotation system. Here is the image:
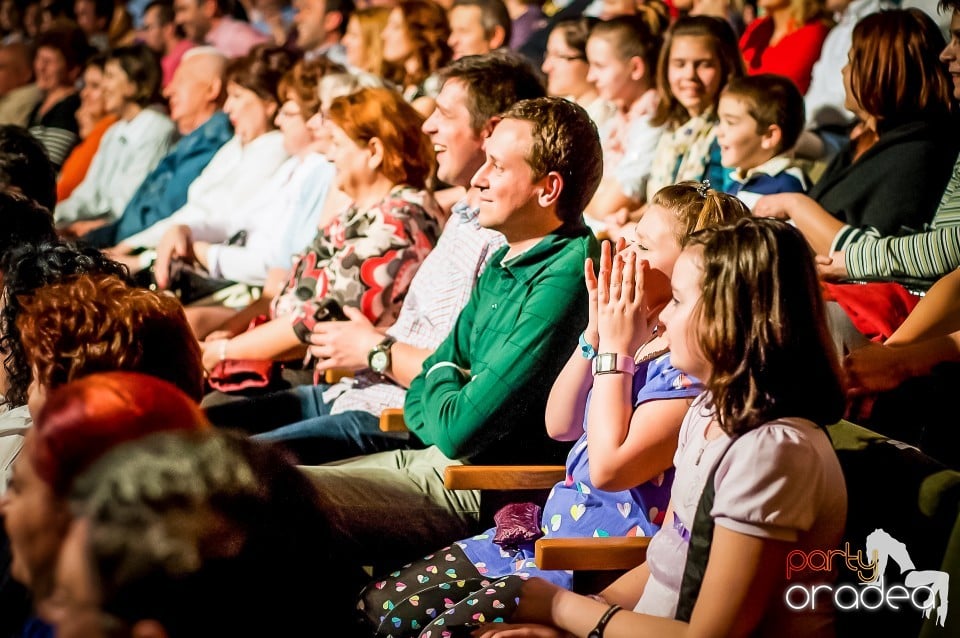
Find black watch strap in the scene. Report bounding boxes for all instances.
[587,604,623,638]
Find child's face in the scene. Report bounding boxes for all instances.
[660,246,708,380]
[716,94,777,170]
[667,35,723,118]
[586,35,642,104]
[623,203,682,309]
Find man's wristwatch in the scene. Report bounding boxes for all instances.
[368,336,396,374]
[592,352,637,376]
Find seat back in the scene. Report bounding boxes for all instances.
[827,420,960,638]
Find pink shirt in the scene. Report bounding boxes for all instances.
[162,39,194,88]
[206,17,269,58]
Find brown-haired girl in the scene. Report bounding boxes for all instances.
[646,16,745,200]
[582,12,667,231]
[381,0,451,116]
[473,217,847,638]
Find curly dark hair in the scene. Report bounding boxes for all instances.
[16,273,204,402]
[0,128,58,210]
[0,241,130,406]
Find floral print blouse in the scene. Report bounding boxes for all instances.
[271,185,441,341]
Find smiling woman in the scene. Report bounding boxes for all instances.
[196,86,442,377]
[27,24,91,169]
[55,43,177,233]
[646,16,745,199]
[381,0,451,114]
[55,54,118,203]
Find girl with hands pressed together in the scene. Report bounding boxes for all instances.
[357,183,748,638]
[474,217,848,638]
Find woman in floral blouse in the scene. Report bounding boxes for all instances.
[200,87,442,372]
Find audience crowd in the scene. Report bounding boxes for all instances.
[0,0,958,634]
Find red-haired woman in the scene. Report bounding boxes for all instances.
[200,87,442,374]
[0,267,207,634]
[739,0,831,95]
[0,372,209,636]
[755,9,958,257]
[380,0,451,116]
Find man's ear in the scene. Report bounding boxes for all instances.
[202,0,217,19]
[323,10,343,37]
[760,123,783,153]
[489,25,507,50]
[131,620,170,638]
[206,76,224,105]
[479,116,500,140]
[628,56,646,83]
[537,171,563,208]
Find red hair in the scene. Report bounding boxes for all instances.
[16,273,204,401]
[31,371,210,497]
[327,87,435,189]
[848,9,952,124]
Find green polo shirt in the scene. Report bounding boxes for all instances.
[404,223,598,465]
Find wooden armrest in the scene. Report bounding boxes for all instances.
[443,465,566,490]
[535,537,650,571]
[379,408,408,432]
[323,368,353,384]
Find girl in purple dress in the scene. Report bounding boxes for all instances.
[358,183,750,637]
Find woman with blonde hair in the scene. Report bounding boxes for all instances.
[343,6,391,76]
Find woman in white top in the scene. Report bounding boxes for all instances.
[161,58,334,289]
[582,12,668,234]
[114,46,294,269]
[56,43,176,235]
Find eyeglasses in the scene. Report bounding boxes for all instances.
[544,51,586,62]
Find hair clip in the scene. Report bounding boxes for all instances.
[696,180,711,198]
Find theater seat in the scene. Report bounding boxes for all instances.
[827,420,960,638]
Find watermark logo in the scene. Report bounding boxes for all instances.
[784,528,949,627]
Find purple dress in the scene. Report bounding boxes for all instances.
[455,353,702,588]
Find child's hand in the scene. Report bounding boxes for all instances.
[597,247,662,355]
[584,238,627,349]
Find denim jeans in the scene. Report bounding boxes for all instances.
[205,384,418,464]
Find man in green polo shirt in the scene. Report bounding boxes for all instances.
[303,96,602,584]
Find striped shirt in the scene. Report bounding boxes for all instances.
[842,154,960,280]
[28,92,80,170]
[329,200,505,416]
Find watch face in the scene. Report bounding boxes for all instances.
[370,350,389,373]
